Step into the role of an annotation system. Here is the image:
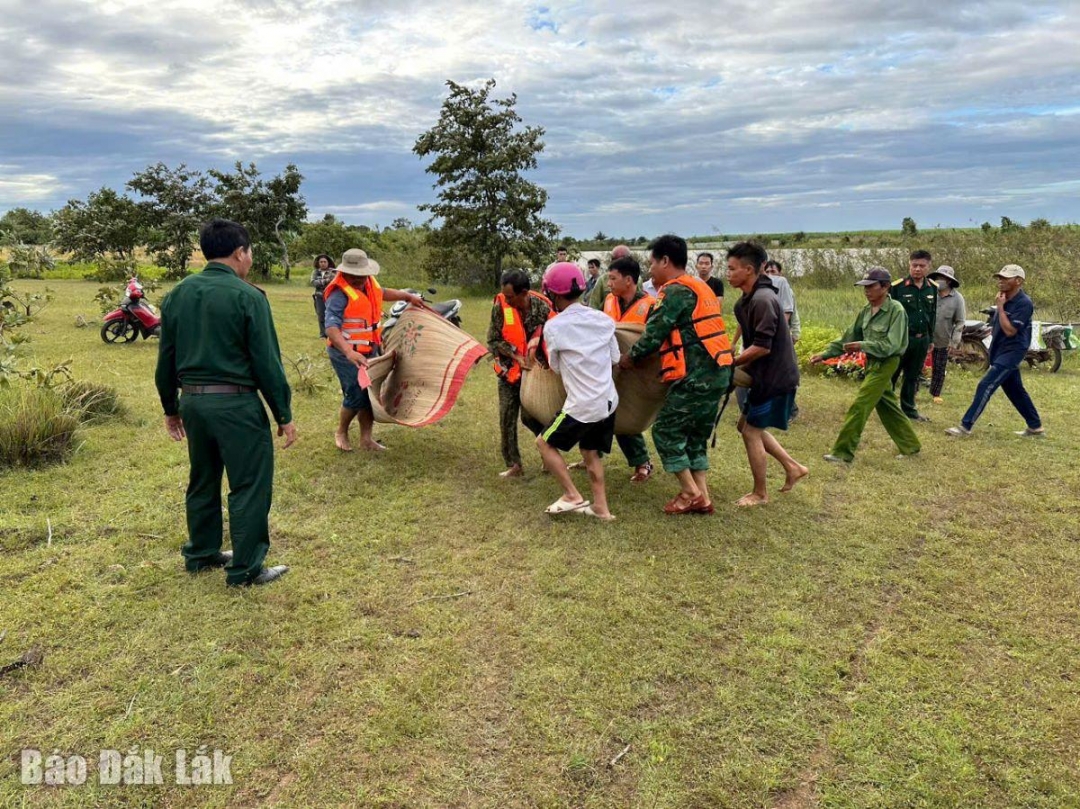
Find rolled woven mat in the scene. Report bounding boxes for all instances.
[365,305,488,426]
[520,323,670,435]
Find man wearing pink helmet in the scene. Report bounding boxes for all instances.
[536,262,620,521]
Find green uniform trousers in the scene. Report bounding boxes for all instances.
[178,392,274,585]
[892,335,930,418]
[615,433,650,467]
[832,356,921,461]
[651,367,731,474]
[497,377,544,467]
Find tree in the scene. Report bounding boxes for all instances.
[981,221,993,233]
[1000,216,1022,233]
[127,162,213,279]
[0,208,53,245]
[901,217,918,237]
[1029,217,1051,230]
[52,188,142,262]
[414,79,559,288]
[208,163,306,280]
[289,215,373,265]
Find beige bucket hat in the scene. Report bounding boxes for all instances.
[339,248,380,276]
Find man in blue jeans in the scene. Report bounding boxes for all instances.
[946,264,1045,438]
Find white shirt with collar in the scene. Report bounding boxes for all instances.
[543,302,620,423]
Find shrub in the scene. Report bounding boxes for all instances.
[0,386,80,468]
[795,325,841,369]
[58,380,127,422]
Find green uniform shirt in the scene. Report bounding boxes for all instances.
[822,297,909,361]
[630,280,724,388]
[890,276,938,337]
[486,293,552,361]
[155,262,293,424]
[587,274,610,310]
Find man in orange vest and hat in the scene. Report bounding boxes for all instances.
[487,268,554,478]
[324,248,423,452]
[601,254,655,482]
[619,234,734,515]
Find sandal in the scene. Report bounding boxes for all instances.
[692,500,715,515]
[579,505,616,522]
[544,497,590,515]
[629,462,653,483]
[663,492,706,515]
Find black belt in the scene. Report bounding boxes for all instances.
[181,384,254,395]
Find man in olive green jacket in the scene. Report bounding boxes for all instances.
[810,267,921,463]
[155,219,297,587]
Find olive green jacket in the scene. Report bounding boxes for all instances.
[822,297,909,361]
[155,263,293,424]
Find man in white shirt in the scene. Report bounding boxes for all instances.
[536,262,619,521]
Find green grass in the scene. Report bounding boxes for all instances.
[2,279,1079,807]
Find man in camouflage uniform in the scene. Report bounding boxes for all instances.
[620,234,732,514]
[890,249,937,421]
[487,269,553,477]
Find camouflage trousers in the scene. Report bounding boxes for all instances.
[497,377,545,467]
[651,367,731,474]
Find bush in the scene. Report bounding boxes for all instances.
[58,380,127,422]
[795,325,841,369]
[0,386,80,468]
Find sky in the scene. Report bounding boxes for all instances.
[2,0,1079,238]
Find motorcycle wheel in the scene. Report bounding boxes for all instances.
[1025,347,1063,372]
[1051,347,1062,373]
[101,319,138,344]
[952,339,989,371]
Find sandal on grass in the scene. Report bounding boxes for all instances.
[662,492,706,515]
[629,462,653,483]
[545,497,590,515]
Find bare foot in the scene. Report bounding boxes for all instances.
[735,493,769,507]
[780,464,809,493]
[360,439,387,452]
[499,465,524,478]
[335,432,353,452]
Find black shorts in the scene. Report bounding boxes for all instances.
[540,410,616,454]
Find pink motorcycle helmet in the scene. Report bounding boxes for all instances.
[542,262,586,297]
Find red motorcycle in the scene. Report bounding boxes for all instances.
[101,278,161,343]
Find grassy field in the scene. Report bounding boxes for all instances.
[2,278,1079,808]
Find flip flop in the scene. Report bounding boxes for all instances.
[544,497,590,515]
[579,505,616,522]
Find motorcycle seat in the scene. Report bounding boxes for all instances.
[963,320,986,329]
[428,300,459,316]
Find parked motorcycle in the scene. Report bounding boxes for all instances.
[381,288,462,339]
[100,278,161,343]
[955,307,1065,372]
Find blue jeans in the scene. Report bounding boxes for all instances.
[328,347,373,412]
[961,363,1041,430]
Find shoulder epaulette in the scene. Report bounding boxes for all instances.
[928,278,939,287]
[892,278,904,286]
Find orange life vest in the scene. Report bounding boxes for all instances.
[323,273,384,354]
[493,290,552,384]
[655,274,733,382]
[603,292,655,325]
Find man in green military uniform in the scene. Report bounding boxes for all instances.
[155,219,297,587]
[487,269,553,478]
[890,249,938,420]
[811,267,921,462]
[619,234,733,515]
[587,244,633,309]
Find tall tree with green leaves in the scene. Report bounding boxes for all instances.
[127,162,213,279]
[414,79,559,288]
[0,208,53,246]
[208,162,306,280]
[52,188,142,262]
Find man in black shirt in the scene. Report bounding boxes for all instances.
[727,242,807,506]
[695,252,725,310]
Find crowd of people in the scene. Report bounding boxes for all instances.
[154,219,1047,586]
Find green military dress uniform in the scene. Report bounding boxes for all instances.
[155,262,293,586]
[487,294,552,467]
[820,298,921,461]
[630,281,732,473]
[890,276,938,418]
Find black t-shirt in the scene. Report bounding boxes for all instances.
[733,275,799,403]
[706,277,725,300]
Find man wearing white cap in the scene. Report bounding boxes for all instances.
[946,265,1044,438]
[323,248,423,451]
